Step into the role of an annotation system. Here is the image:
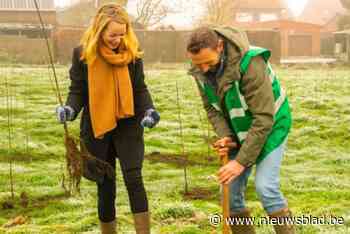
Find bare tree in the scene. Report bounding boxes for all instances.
[199,0,237,26]
[96,0,128,8]
[134,0,172,28]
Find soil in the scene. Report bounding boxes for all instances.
[181,187,216,201]
[145,152,218,167]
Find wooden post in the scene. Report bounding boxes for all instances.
[222,153,230,234]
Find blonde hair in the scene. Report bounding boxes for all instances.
[80,3,142,64]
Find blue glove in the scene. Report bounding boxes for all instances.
[141,108,160,128]
[56,105,75,123]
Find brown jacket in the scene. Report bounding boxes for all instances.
[189,27,275,167]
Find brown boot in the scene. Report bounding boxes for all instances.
[133,211,150,234]
[100,220,116,234]
[229,208,256,234]
[269,208,296,234]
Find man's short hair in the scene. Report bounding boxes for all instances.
[187,27,219,54]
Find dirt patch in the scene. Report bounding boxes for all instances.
[0,152,58,163]
[145,152,218,167]
[0,154,32,163]
[1,201,14,210]
[33,192,70,204]
[1,192,70,211]
[145,152,196,167]
[181,187,215,201]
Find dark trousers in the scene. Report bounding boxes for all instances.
[97,145,148,222]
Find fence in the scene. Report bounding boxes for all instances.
[0,35,53,64]
[0,27,281,64]
[54,28,281,64]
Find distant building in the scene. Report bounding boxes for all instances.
[322,14,342,33]
[299,0,345,26]
[237,19,322,58]
[0,0,56,38]
[334,29,350,62]
[233,0,291,25]
[0,0,56,25]
[298,0,346,57]
[0,0,56,63]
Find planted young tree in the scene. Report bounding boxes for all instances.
[5,73,14,200]
[196,107,209,157]
[23,75,29,157]
[207,118,211,158]
[176,81,189,194]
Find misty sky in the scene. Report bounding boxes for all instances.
[288,0,308,15]
[55,0,309,28]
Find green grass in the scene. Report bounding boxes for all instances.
[0,64,349,233]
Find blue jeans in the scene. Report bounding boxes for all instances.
[229,141,287,215]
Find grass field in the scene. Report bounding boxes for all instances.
[0,63,349,233]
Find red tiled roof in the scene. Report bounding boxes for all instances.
[234,19,322,31]
[0,0,55,10]
[236,0,288,10]
[299,0,346,25]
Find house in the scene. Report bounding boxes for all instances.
[0,0,56,63]
[299,0,346,56]
[299,0,345,25]
[320,14,344,55]
[334,29,350,62]
[233,0,291,25]
[322,14,342,33]
[0,0,56,26]
[237,19,322,58]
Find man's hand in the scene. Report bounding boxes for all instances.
[213,137,238,159]
[218,160,245,184]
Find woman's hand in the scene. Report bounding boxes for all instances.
[141,109,160,128]
[56,105,75,123]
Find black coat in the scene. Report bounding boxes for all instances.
[66,47,154,170]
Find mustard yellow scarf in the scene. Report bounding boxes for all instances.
[88,42,134,138]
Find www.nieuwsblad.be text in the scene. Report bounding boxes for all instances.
[209,214,345,226]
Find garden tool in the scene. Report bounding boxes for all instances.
[214,141,237,234]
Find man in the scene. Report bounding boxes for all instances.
[187,26,294,234]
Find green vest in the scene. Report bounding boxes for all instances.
[197,46,292,164]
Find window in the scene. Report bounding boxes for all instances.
[236,12,253,22]
[260,13,278,22]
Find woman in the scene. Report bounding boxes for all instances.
[56,4,160,233]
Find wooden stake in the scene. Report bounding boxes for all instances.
[222,153,230,234]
